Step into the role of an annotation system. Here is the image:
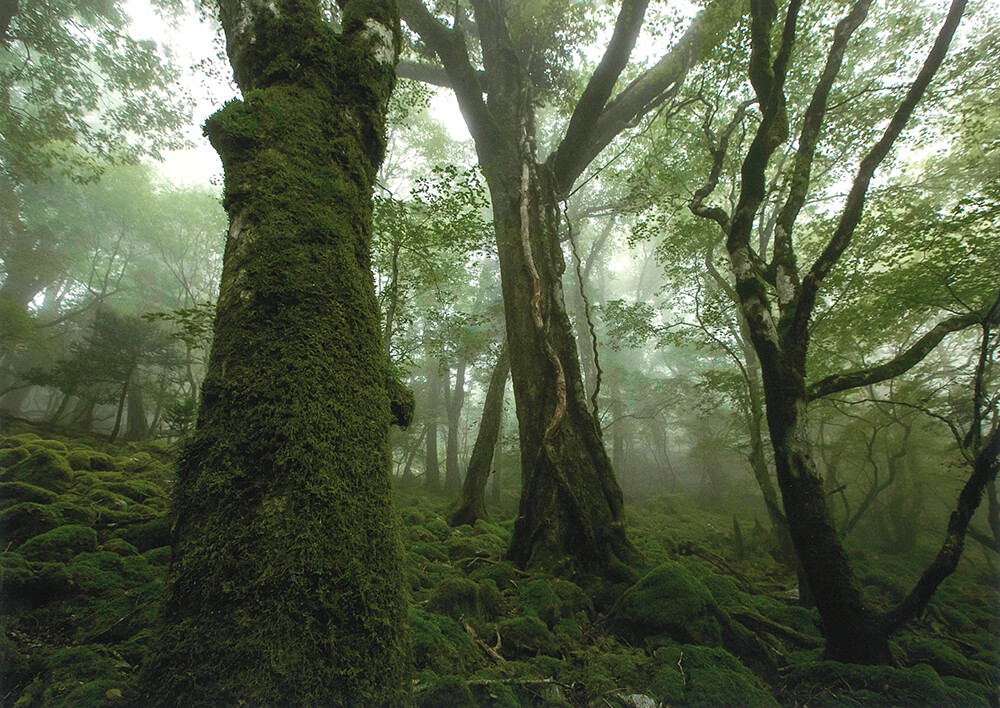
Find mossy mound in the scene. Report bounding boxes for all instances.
[19,524,98,562]
[1,448,75,492]
[784,657,985,707]
[0,502,66,548]
[608,561,724,646]
[408,606,482,674]
[651,643,778,707]
[413,671,477,708]
[0,430,175,706]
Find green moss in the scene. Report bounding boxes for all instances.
[0,502,65,548]
[101,538,139,556]
[652,644,777,707]
[427,576,482,618]
[748,594,819,637]
[608,561,723,646]
[0,480,60,505]
[19,524,97,562]
[0,446,30,467]
[903,638,998,687]
[786,658,958,707]
[110,515,170,552]
[519,577,565,628]
[411,540,449,562]
[469,560,519,590]
[414,671,476,708]
[408,606,481,674]
[498,616,558,658]
[141,546,171,567]
[1,449,75,492]
[67,450,92,471]
[423,516,451,540]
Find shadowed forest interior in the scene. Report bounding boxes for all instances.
[0,0,998,705]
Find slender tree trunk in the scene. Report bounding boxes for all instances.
[108,381,128,443]
[138,2,407,704]
[444,359,466,495]
[124,364,147,441]
[449,342,509,526]
[424,357,442,493]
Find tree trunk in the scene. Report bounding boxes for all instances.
[760,361,890,663]
[424,357,442,493]
[108,380,128,443]
[138,2,407,704]
[449,342,509,526]
[123,364,147,441]
[489,161,634,580]
[444,359,466,496]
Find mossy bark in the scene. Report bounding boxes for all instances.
[138,1,408,704]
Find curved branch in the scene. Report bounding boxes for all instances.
[806,308,987,401]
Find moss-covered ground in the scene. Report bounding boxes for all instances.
[1,425,997,706]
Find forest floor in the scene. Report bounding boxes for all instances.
[1,423,998,707]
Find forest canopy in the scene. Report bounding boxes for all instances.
[0,0,997,705]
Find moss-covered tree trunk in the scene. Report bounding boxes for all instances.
[448,341,509,526]
[138,1,408,704]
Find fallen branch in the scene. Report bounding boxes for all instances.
[463,620,505,662]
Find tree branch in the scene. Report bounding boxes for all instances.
[549,0,650,192]
[771,0,873,309]
[549,0,743,192]
[806,308,987,401]
[792,0,968,338]
[397,59,486,88]
[398,0,501,156]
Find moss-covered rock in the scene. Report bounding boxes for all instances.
[1,449,75,492]
[651,644,777,707]
[0,501,65,548]
[903,638,998,687]
[409,606,481,674]
[414,671,476,708]
[19,524,97,562]
[0,480,60,506]
[0,445,30,467]
[498,616,558,658]
[785,657,968,706]
[110,515,170,552]
[608,561,723,646]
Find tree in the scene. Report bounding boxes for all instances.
[138,0,410,703]
[449,340,509,526]
[399,0,741,580]
[685,0,999,663]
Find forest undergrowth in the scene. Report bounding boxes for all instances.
[1,424,997,707]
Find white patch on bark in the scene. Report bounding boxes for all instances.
[364,19,396,66]
[776,265,795,305]
[730,246,753,280]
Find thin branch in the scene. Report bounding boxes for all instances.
[793,0,968,337]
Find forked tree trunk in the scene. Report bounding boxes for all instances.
[449,342,509,526]
[138,1,408,703]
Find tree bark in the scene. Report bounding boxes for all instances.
[399,0,737,581]
[123,364,148,441]
[444,359,466,496]
[424,353,442,493]
[449,342,509,526]
[138,1,408,704]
